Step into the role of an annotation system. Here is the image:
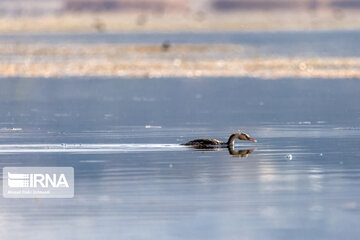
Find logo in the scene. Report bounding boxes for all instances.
[3,167,74,198]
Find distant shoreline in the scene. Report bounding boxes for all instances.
[1,43,359,79]
[2,11,359,79]
[0,10,359,33]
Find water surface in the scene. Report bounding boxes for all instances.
[0,76,359,239]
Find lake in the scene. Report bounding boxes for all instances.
[0,31,360,239]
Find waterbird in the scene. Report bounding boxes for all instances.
[182,132,256,148]
[161,40,171,51]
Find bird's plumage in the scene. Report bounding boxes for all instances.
[182,138,225,146]
[182,132,256,148]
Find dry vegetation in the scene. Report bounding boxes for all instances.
[1,44,360,78]
[0,10,359,33]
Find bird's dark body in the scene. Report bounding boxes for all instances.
[182,132,256,148]
[182,139,226,147]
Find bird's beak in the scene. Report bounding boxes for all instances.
[248,138,257,142]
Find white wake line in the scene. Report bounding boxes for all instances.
[0,144,186,153]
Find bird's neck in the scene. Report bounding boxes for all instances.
[227,134,237,146]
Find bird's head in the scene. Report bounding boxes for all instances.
[237,132,257,142]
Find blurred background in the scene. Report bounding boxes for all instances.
[1,0,359,78]
[1,0,360,16]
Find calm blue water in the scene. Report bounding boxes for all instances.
[0,76,359,239]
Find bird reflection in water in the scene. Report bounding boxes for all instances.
[187,145,254,158]
[228,146,254,158]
